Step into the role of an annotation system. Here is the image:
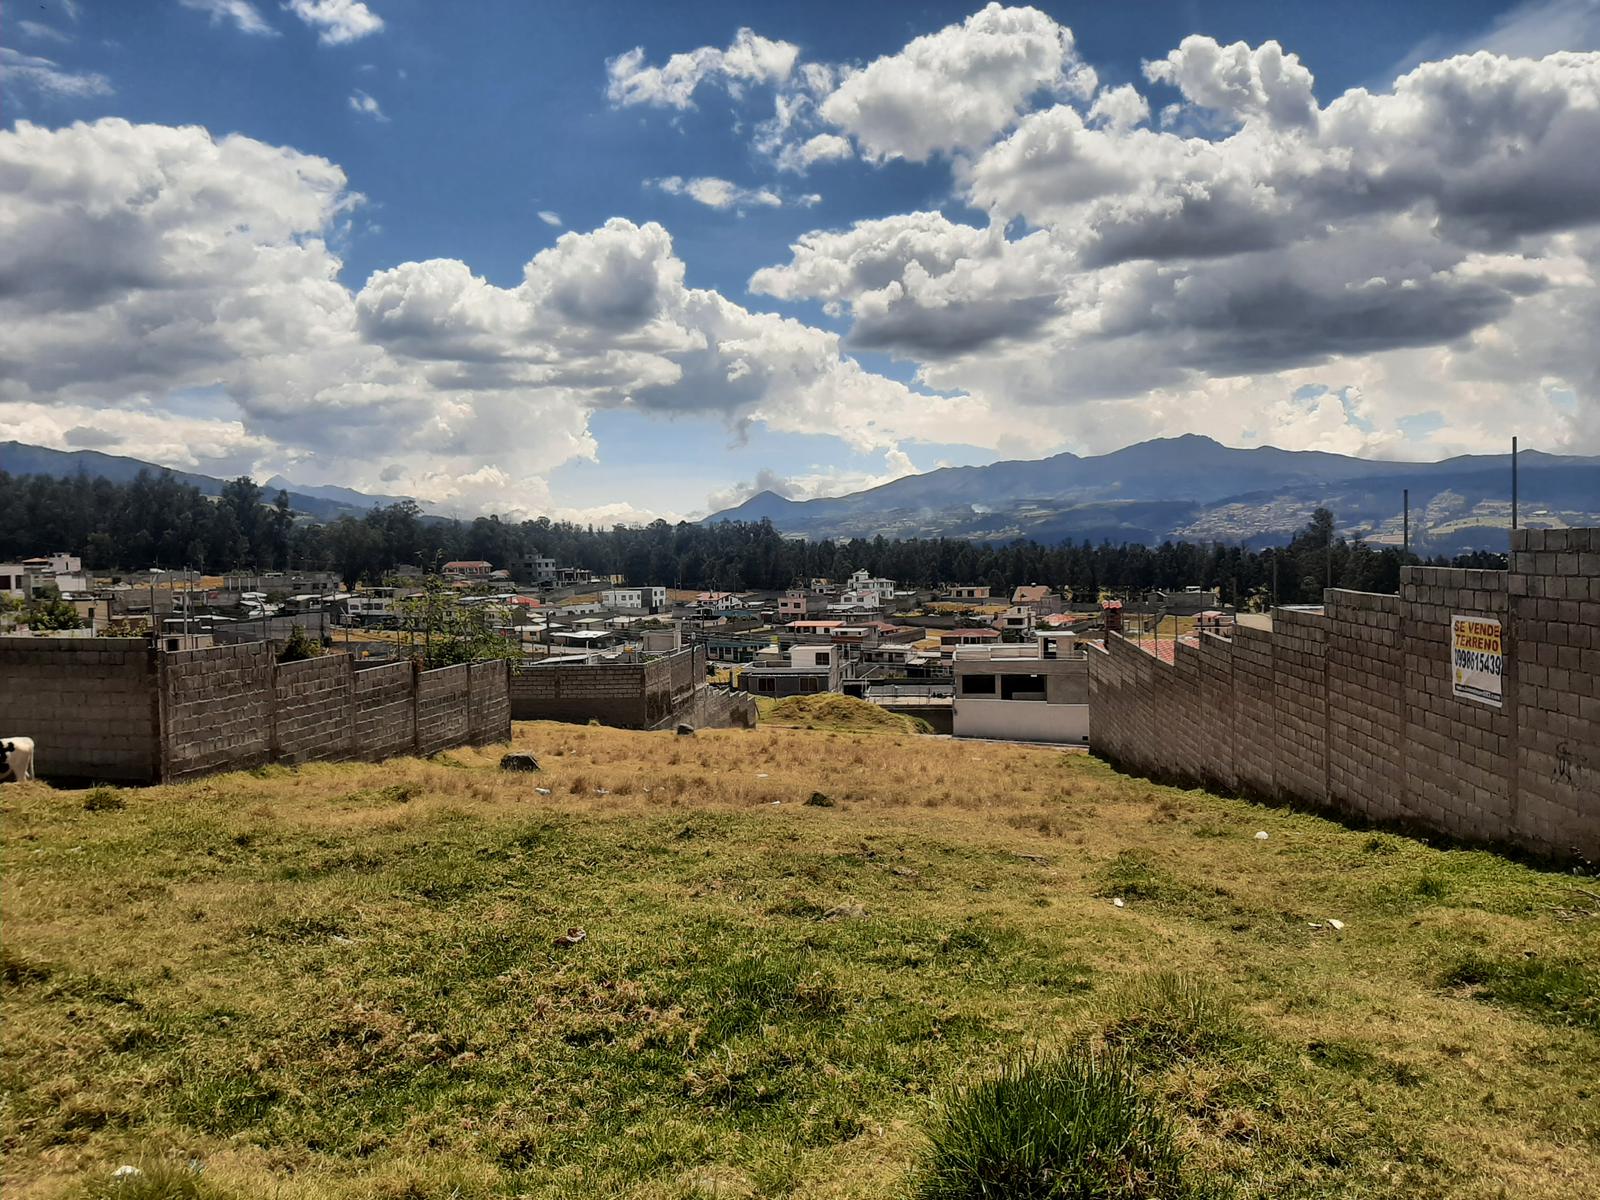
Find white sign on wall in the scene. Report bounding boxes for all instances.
[1451,614,1503,708]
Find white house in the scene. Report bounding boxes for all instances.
[601,586,668,614]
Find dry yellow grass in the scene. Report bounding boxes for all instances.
[2,723,1596,1199]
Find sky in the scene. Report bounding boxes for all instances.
[3,0,1599,523]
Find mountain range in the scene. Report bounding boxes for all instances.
[704,435,1600,554]
[0,442,409,522]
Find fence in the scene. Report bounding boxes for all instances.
[0,639,510,782]
[508,644,709,727]
[1087,528,1598,861]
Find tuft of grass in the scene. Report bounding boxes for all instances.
[1099,971,1259,1065]
[82,787,127,812]
[913,1048,1204,1200]
[1442,954,1599,1030]
[81,1158,233,1200]
[1413,873,1449,901]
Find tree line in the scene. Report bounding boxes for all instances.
[0,468,1500,607]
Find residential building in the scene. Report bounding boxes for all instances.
[602,586,668,615]
[778,588,828,619]
[993,605,1036,634]
[946,585,990,601]
[515,554,559,584]
[952,632,1089,745]
[1011,585,1064,615]
[740,642,841,698]
[443,560,492,578]
[836,568,896,610]
[934,627,1002,650]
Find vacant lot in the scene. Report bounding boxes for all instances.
[3,722,1597,1199]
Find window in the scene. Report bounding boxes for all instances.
[1001,673,1047,701]
[757,677,777,694]
[960,673,996,695]
[815,651,830,665]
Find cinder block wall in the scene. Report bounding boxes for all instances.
[1088,528,1598,861]
[416,663,471,755]
[161,643,274,780]
[272,654,355,766]
[508,646,704,728]
[0,637,160,781]
[353,661,416,759]
[1,640,510,782]
[467,660,512,745]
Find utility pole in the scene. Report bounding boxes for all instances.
[1403,489,1409,553]
[1511,435,1519,532]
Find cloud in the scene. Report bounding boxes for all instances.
[178,0,275,36]
[0,47,112,99]
[773,132,853,173]
[699,447,920,515]
[815,3,1096,162]
[750,41,1600,460]
[650,175,783,210]
[537,210,563,227]
[17,20,72,43]
[606,27,798,109]
[1143,36,1317,129]
[0,119,985,518]
[348,88,386,120]
[286,0,383,46]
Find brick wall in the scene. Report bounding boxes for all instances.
[0,637,160,781]
[353,661,416,760]
[416,663,471,755]
[272,654,355,766]
[160,642,274,780]
[1087,529,1599,861]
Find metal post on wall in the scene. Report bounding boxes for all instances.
[1511,435,1519,532]
[1403,488,1409,553]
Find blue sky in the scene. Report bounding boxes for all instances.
[3,1,1598,520]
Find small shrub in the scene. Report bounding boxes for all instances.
[84,787,126,812]
[1413,874,1449,901]
[1099,971,1258,1065]
[275,624,322,663]
[913,1048,1201,1199]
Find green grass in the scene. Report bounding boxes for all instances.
[913,1049,1203,1199]
[2,722,1597,1199]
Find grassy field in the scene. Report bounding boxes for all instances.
[755,694,932,735]
[2,722,1597,1199]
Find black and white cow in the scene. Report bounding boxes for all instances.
[0,737,35,783]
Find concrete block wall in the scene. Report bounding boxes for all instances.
[353,661,416,760]
[161,642,274,780]
[1087,530,1598,861]
[1400,567,1514,844]
[416,663,471,756]
[1271,608,1329,807]
[1510,529,1599,857]
[0,637,160,781]
[273,654,355,766]
[509,646,706,729]
[467,659,512,746]
[1325,591,1406,824]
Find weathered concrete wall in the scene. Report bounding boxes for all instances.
[0,640,508,781]
[161,642,274,780]
[467,659,513,746]
[1087,529,1599,861]
[0,637,160,781]
[353,661,416,761]
[509,645,711,729]
[272,654,355,766]
[416,663,470,756]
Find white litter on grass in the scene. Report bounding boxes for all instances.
[756,772,769,778]
[1254,831,1269,840]
[1112,897,1125,908]
[111,1166,143,1180]
[535,787,551,796]
[1327,918,1346,931]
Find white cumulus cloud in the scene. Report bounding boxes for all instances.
[178,0,275,36]
[606,27,799,109]
[286,0,383,46]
